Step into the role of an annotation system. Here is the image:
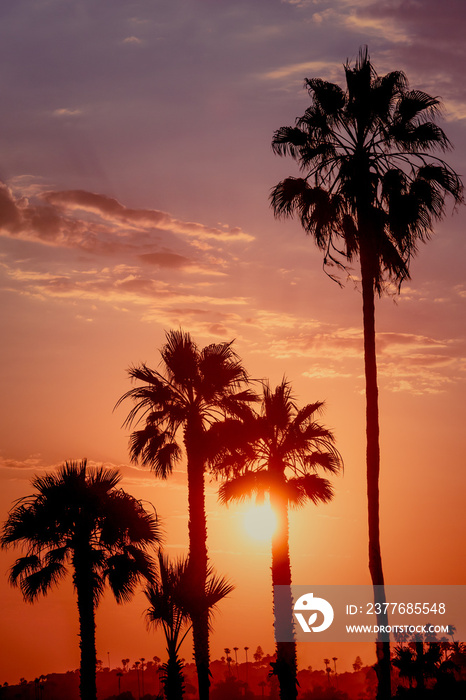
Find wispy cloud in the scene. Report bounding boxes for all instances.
[53,108,83,118]
[0,183,254,257]
[122,35,144,45]
[42,189,254,243]
[261,60,337,81]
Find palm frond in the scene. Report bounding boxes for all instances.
[304,451,342,475]
[106,547,157,603]
[9,554,41,585]
[128,425,181,476]
[271,126,308,158]
[287,474,334,507]
[204,569,235,615]
[305,78,346,117]
[161,329,199,388]
[19,561,67,602]
[270,177,309,218]
[218,471,269,505]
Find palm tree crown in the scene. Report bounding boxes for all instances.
[217,379,342,507]
[116,329,256,479]
[271,46,462,292]
[1,459,161,700]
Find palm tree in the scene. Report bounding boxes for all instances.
[233,647,239,678]
[116,671,123,695]
[145,551,234,700]
[116,329,256,700]
[244,646,249,685]
[270,46,463,699]
[224,648,232,677]
[1,459,161,700]
[215,380,342,700]
[332,656,338,689]
[140,657,146,697]
[145,552,191,700]
[133,660,141,700]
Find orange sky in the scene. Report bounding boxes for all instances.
[1,0,465,687]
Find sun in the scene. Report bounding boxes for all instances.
[243,500,278,542]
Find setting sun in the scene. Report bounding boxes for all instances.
[243,500,278,541]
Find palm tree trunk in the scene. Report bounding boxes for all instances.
[74,553,98,700]
[270,489,298,700]
[185,419,210,700]
[360,247,391,700]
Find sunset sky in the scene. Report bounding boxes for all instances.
[1,0,465,687]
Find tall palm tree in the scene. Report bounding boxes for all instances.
[145,551,234,700]
[116,329,256,700]
[215,380,342,700]
[233,647,239,678]
[270,46,463,699]
[0,459,161,700]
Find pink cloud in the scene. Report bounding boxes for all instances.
[0,182,253,264]
[42,189,254,242]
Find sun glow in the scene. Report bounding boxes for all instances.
[243,500,278,541]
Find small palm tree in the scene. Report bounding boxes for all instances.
[133,660,141,699]
[224,648,232,676]
[116,329,256,700]
[1,460,161,700]
[244,647,249,685]
[233,647,239,678]
[332,656,338,689]
[215,380,342,700]
[145,552,192,700]
[145,551,234,700]
[116,671,123,694]
[270,47,463,700]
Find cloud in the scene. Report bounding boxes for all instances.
[251,324,466,394]
[0,183,254,261]
[261,60,338,81]
[139,252,193,269]
[303,367,353,380]
[122,36,144,45]
[42,189,254,242]
[53,108,83,117]
[0,455,49,472]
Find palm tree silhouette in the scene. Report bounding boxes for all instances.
[133,660,141,699]
[116,671,123,695]
[332,656,338,689]
[145,552,192,700]
[224,648,232,676]
[1,459,161,700]
[216,380,342,700]
[145,550,234,700]
[244,647,249,685]
[140,657,145,696]
[270,46,463,699]
[233,647,239,678]
[117,329,255,700]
